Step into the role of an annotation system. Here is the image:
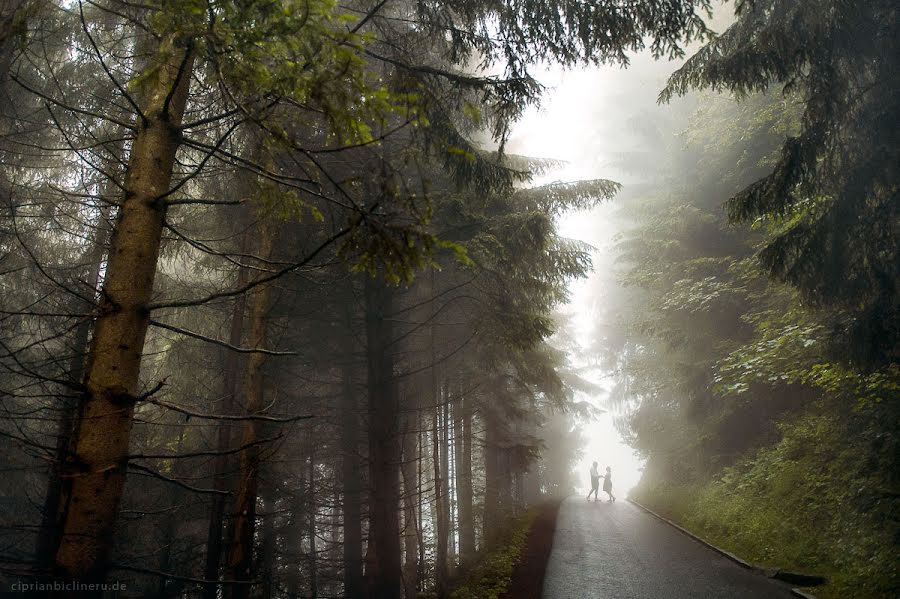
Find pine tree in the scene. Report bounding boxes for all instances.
[661,0,900,366]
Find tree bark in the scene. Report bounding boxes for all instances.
[340,303,364,598]
[447,388,458,571]
[400,411,418,598]
[364,276,402,599]
[456,391,475,563]
[203,224,250,599]
[307,445,318,599]
[286,469,307,599]
[444,392,455,570]
[433,388,448,597]
[259,487,276,599]
[156,430,185,598]
[52,36,194,583]
[224,211,276,599]
[483,412,502,547]
[416,410,425,586]
[454,389,474,564]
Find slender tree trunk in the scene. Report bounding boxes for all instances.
[307,445,318,599]
[433,388,448,596]
[523,465,541,507]
[456,389,475,564]
[444,392,455,570]
[483,413,502,547]
[416,410,425,588]
[287,469,307,599]
[259,488,276,599]
[448,391,458,571]
[500,447,512,516]
[340,303,364,598]
[53,37,194,583]
[156,430,185,598]
[400,411,418,598]
[203,227,250,599]
[224,212,276,599]
[364,276,401,599]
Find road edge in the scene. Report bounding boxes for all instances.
[626,497,821,599]
[499,498,563,599]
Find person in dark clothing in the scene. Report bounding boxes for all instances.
[603,466,616,503]
[587,461,600,501]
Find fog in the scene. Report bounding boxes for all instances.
[507,53,690,496]
[1,2,895,597]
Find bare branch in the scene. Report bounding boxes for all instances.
[149,319,299,356]
[145,398,314,423]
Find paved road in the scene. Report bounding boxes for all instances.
[542,497,796,598]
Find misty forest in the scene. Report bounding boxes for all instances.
[0,0,896,598]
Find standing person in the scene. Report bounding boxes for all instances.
[603,466,616,503]
[587,461,600,501]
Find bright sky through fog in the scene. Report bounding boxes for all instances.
[505,59,679,497]
[501,5,731,496]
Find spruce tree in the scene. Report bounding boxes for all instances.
[661,0,900,366]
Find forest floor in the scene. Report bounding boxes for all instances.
[499,498,563,599]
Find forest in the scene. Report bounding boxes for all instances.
[0,1,896,599]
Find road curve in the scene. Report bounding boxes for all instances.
[542,496,796,598]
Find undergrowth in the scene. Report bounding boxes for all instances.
[633,410,899,598]
[447,509,537,599]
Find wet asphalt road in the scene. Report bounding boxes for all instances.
[542,497,796,599]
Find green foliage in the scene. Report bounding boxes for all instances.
[634,400,900,598]
[662,0,900,366]
[608,63,898,598]
[448,509,536,599]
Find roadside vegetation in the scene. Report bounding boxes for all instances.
[448,510,536,599]
[601,3,898,597]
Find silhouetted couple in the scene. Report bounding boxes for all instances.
[587,461,616,503]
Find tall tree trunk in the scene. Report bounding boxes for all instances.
[364,276,401,599]
[156,430,185,598]
[400,412,418,598]
[416,410,425,587]
[483,413,502,547]
[433,387,448,596]
[454,388,474,566]
[444,393,455,570]
[307,445,318,599]
[52,37,194,583]
[224,212,276,599]
[203,226,250,599]
[286,470,307,599]
[500,447,512,516]
[340,303,364,598]
[35,203,111,571]
[259,486,276,599]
